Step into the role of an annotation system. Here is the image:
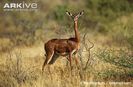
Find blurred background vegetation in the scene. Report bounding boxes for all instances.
[0,0,133,51]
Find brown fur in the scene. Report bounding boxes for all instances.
[42,11,84,71]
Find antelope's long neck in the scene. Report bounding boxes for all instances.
[74,21,80,42]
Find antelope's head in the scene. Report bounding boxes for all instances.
[66,10,84,22]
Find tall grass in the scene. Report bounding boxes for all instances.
[0,52,39,87]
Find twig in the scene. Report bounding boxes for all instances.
[82,33,94,70]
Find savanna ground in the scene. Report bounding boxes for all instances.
[0,0,133,87]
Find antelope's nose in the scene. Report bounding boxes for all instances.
[74,16,78,21]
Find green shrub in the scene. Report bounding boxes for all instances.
[54,5,68,21]
[97,69,133,81]
[96,49,133,81]
[97,49,133,68]
[86,0,133,19]
[108,15,133,49]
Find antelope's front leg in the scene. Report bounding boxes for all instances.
[74,54,80,69]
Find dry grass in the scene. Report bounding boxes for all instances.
[0,40,132,87]
[0,28,132,87]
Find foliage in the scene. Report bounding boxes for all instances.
[96,48,133,81]
[0,0,133,48]
[108,14,133,49]
[86,0,133,21]
[97,69,133,81]
[97,49,133,68]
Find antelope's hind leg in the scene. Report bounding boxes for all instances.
[68,53,72,71]
[48,54,59,64]
[74,54,80,69]
[42,51,54,72]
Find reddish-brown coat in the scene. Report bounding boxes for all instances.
[42,11,84,71]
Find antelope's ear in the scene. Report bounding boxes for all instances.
[77,10,84,17]
[66,11,73,17]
